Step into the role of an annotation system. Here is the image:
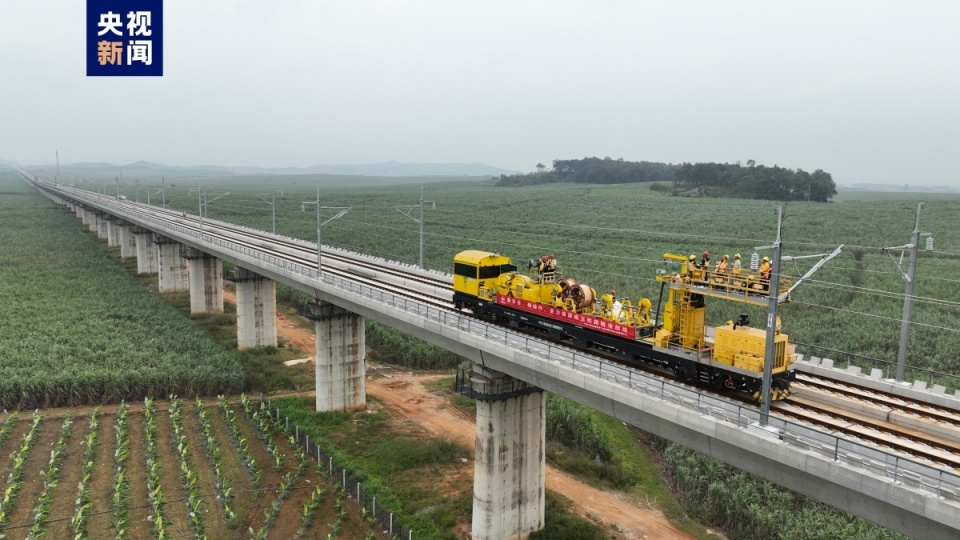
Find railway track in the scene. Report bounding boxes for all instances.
[39,178,960,473]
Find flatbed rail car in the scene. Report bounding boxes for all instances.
[452,250,796,401]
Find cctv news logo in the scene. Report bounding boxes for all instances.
[86,0,163,76]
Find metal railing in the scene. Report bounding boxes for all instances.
[260,397,417,540]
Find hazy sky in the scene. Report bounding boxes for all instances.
[2,1,959,185]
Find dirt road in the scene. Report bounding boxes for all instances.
[227,291,694,539]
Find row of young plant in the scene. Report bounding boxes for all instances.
[24,415,73,539]
[112,403,131,539]
[71,408,101,539]
[329,482,349,539]
[168,397,205,539]
[195,397,238,526]
[0,413,16,452]
[262,396,421,540]
[218,396,262,486]
[143,398,170,540]
[246,394,309,539]
[239,394,284,471]
[0,412,42,530]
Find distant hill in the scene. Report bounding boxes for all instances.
[21,160,516,179]
[238,161,516,177]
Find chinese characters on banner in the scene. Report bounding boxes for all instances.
[87,0,163,76]
[496,295,637,339]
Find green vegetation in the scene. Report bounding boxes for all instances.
[366,320,464,369]
[115,175,960,386]
[497,157,678,186]
[542,394,902,539]
[674,161,837,201]
[529,492,608,540]
[0,177,244,409]
[0,398,377,539]
[269,395,472,540]
[494,157,838,202]
[18,169,959,538]
[660,441,906,540]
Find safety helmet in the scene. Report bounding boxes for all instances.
[734,253,741,259]
[689,255,696,261]
[763,256,770,262]
[610,290,616,295]
[722,254,728,260]
[702,251,709,257]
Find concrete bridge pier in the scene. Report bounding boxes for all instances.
[183,248,223,313]
[133,227,158,274]
[306,301,366,412]
[106,216,120,247]
[74,204,83,219]
[87,210,98,233]
[121,222,137,259]
[96,212,109,240]
[469,365,546,540]
[155,236,189,292]
[228,267,277,349]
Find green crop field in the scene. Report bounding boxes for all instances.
[0,175,244,409]
[78,173,960,385]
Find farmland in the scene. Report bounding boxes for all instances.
[123,175,960,383]
[0,396,383,539]
[0,176,244,409]
[7,167,960,536]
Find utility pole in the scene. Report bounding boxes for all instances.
[396,187,435,269]
[883,202,931,382]
[316,186,321,277]
[115,177,120,199]
[760,206,783,424]
[418,187,436,268]
[256,191,284,234]
[149,179,167,208]
[301,189,350,279]
[187,182,204,234]
[55,150,60,185]
[162,178,166,208]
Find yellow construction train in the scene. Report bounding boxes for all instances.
[452,250,797,401]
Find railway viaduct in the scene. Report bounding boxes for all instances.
[24,174,960,540]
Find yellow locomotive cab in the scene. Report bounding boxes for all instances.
[453,250,516,299]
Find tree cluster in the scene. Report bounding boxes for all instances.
[496,157,838,202]
[673,162,837,202]
[496,157,678,186]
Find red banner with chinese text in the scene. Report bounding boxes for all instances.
[495,295,636,340]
